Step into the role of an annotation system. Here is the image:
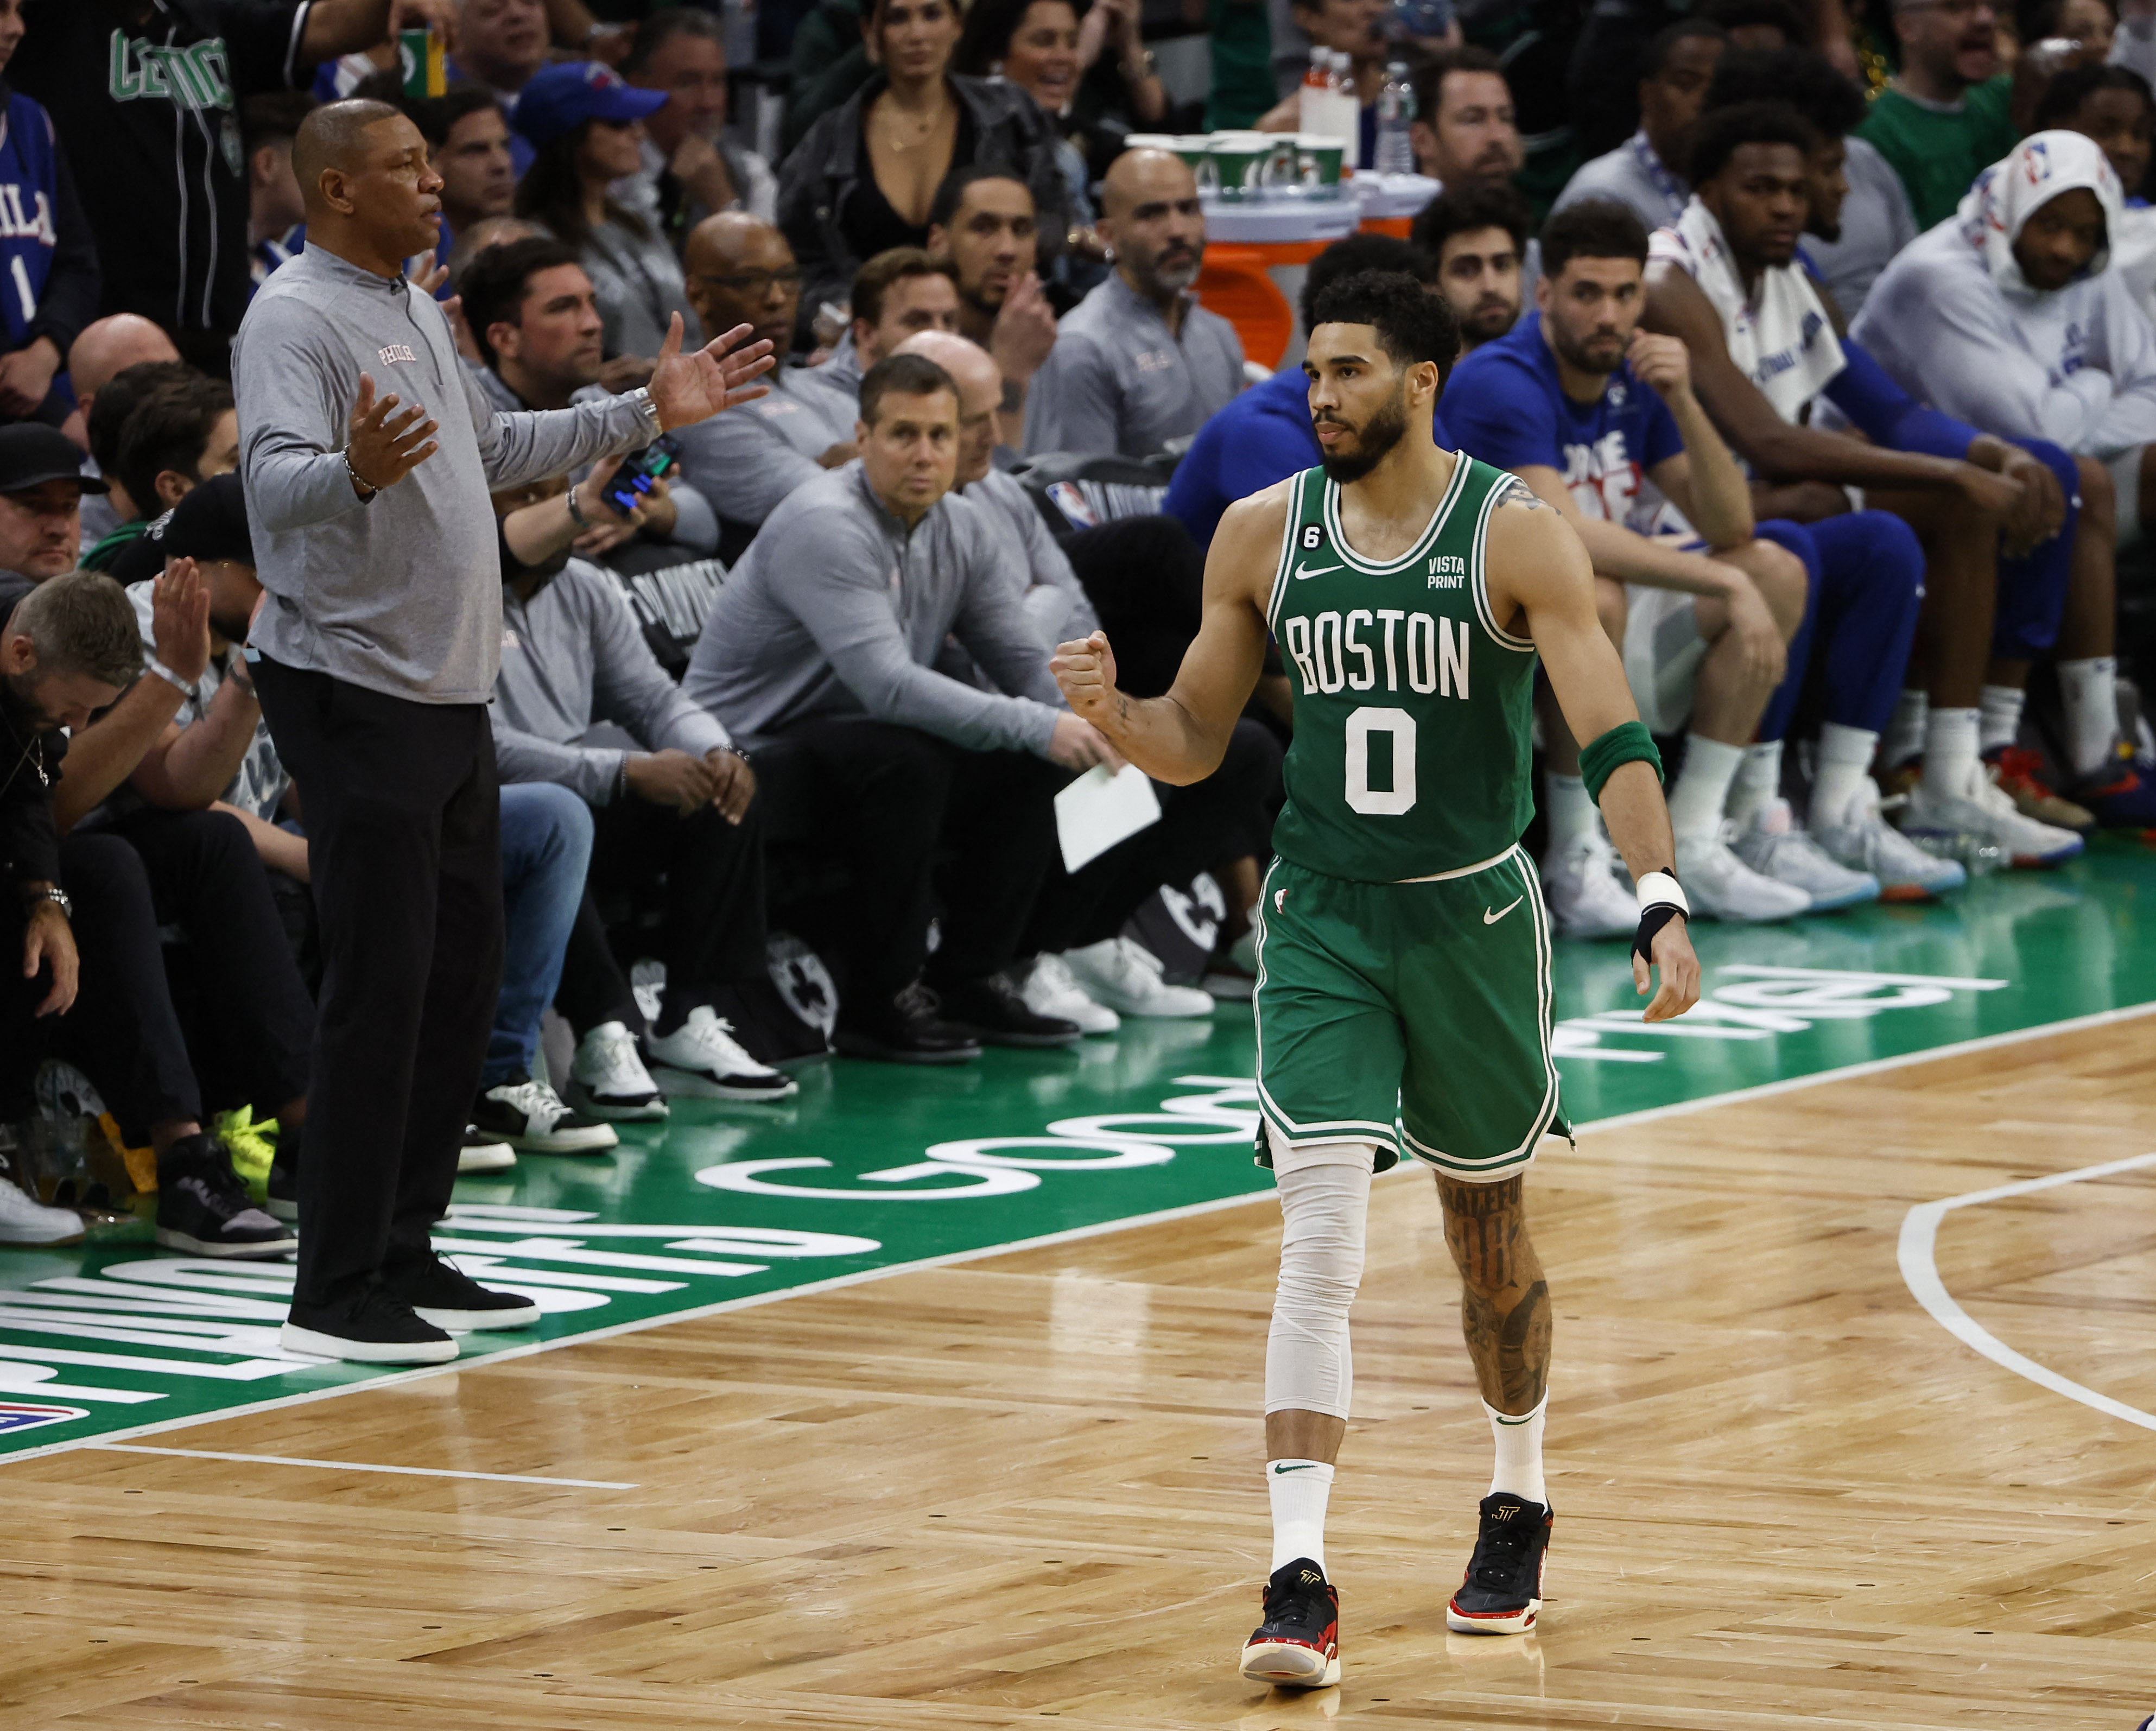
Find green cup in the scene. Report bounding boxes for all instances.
[1294,134,1347,190]
[1207,133,1292,200]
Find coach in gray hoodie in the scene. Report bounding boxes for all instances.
[234,99,772,1367]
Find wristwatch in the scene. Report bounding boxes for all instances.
[22,885,70,920]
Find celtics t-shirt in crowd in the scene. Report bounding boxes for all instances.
[12,0,315,343]
[1856,74,2019,234]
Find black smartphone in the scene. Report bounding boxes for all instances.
[606,436,680,515]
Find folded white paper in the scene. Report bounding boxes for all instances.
[1054,762,1162,873]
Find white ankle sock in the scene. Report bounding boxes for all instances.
[1979,684,2026,757]
[1810,721,1879,831]
[1544,771,1598,853]
[1486,1396,1548,1507]
[2058,656,2119,777]
[1267,1460,1335,1573]
[1883,689,1928,769]
[1728,740,1784,827]
[1924,707,1982,800]
[1667,735,1746,840]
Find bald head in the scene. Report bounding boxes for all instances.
[293,99,405,201]
[894,330,999,483]
[1101,148,1197,221]
[446,214,544,286]
[1099,148,1206,302]
[683,211,801,358]
[67,315,181,411]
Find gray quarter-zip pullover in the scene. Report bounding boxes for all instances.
[683,460,1064,754]
[234,245,660,704]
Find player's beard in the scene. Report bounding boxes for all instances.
[1547,318,1625,379]
[1316,380,1410,484]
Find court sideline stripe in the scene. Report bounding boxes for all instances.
[83,1443,637,1488]
[1898,1149,2156,1434]
[4,997,2152,1472]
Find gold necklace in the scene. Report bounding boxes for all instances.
[874,94,950,153]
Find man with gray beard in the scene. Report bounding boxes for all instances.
[1023,150,1245,458]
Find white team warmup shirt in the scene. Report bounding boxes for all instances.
[1852,130,2156,459]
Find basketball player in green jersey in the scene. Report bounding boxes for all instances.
[1052,271,1701,1687]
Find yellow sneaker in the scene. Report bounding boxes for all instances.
[213,1107,278,1201]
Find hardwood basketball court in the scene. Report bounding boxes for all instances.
[3,996,2152,1727]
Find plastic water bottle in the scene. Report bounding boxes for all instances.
[1299,46,1331,137]
[1375,59,1416,175]
[1326,50,1360,153]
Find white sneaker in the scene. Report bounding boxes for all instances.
[0,1170,84,1245]
[1541,830,1635,938]
[1022,952,1120,1033]
[473,1078,619,1154]
[1901,760,2085,867]
[1813,780,1967,901]
[1060,937,1216,1017]
[1731,798,1879,911]
[459,1127,518,1174]
[568,1020,668,1120]
[1675,823,1811,922]
[644,1005,800,1101]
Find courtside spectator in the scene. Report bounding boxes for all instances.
[1858,0,2018,231]
[1167,234,1455,550]
[687,352,1114,1061]
[244,93,315,288]
[1645,101,2084,878]
[460,236,722,570]
[674,215,856,547]
[0,424,101,585]
[0,572,128,1244]
[0,0,99,429]
[1853,129,2156,827]
[1442,200,1862,929]
[956,0,1169,191]
[1025,148,1244,457]
[107,479,610,1167]
[925,168,1058,445]
[777,0,1067,329]
[83,375,237,572]
[619,8,777,238]
[66,316,181,439]
[491,464,797,1107]
[1410,46,1524,190]
[1410,181,1531,351]
[902,327,1277,1019]
[1705,46,1916,319]
[33,554,304,1257]
[1554,20,1727,232]
[11,0,455,363]
[515,62,703,369]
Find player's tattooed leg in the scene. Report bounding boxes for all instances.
[1436,1174,1551,1414]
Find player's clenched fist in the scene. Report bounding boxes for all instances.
[1051,630,1120,722]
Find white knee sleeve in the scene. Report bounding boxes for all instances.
[1265,1147,1374,1419]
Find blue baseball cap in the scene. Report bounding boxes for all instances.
[511,61,668,148]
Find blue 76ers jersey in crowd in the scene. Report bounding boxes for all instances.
[0,92,60,350]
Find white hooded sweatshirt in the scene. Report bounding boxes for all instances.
[1851,129,2156,458]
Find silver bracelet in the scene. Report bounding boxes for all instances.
[566,484,589,528]
[343,449,378,498]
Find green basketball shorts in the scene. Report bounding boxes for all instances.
[1252,845,1571,1182]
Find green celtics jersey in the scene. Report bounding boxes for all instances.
[1265,456,1537,883]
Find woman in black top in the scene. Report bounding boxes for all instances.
[778,0,1068,330]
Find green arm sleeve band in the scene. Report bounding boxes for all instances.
[1580,719,1664,805]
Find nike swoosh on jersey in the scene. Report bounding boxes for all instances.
[1292,562,1342,580]
[1483,896,1524,924]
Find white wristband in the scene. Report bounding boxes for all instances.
[1637,870,1689,917]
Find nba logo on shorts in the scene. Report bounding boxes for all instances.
[0,1402,89,1436]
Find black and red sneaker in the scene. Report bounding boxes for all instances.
[1445,1493,1553,1635]
[1239,1557,1341,1689]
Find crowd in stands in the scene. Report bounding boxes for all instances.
[4,0,2156,1302]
